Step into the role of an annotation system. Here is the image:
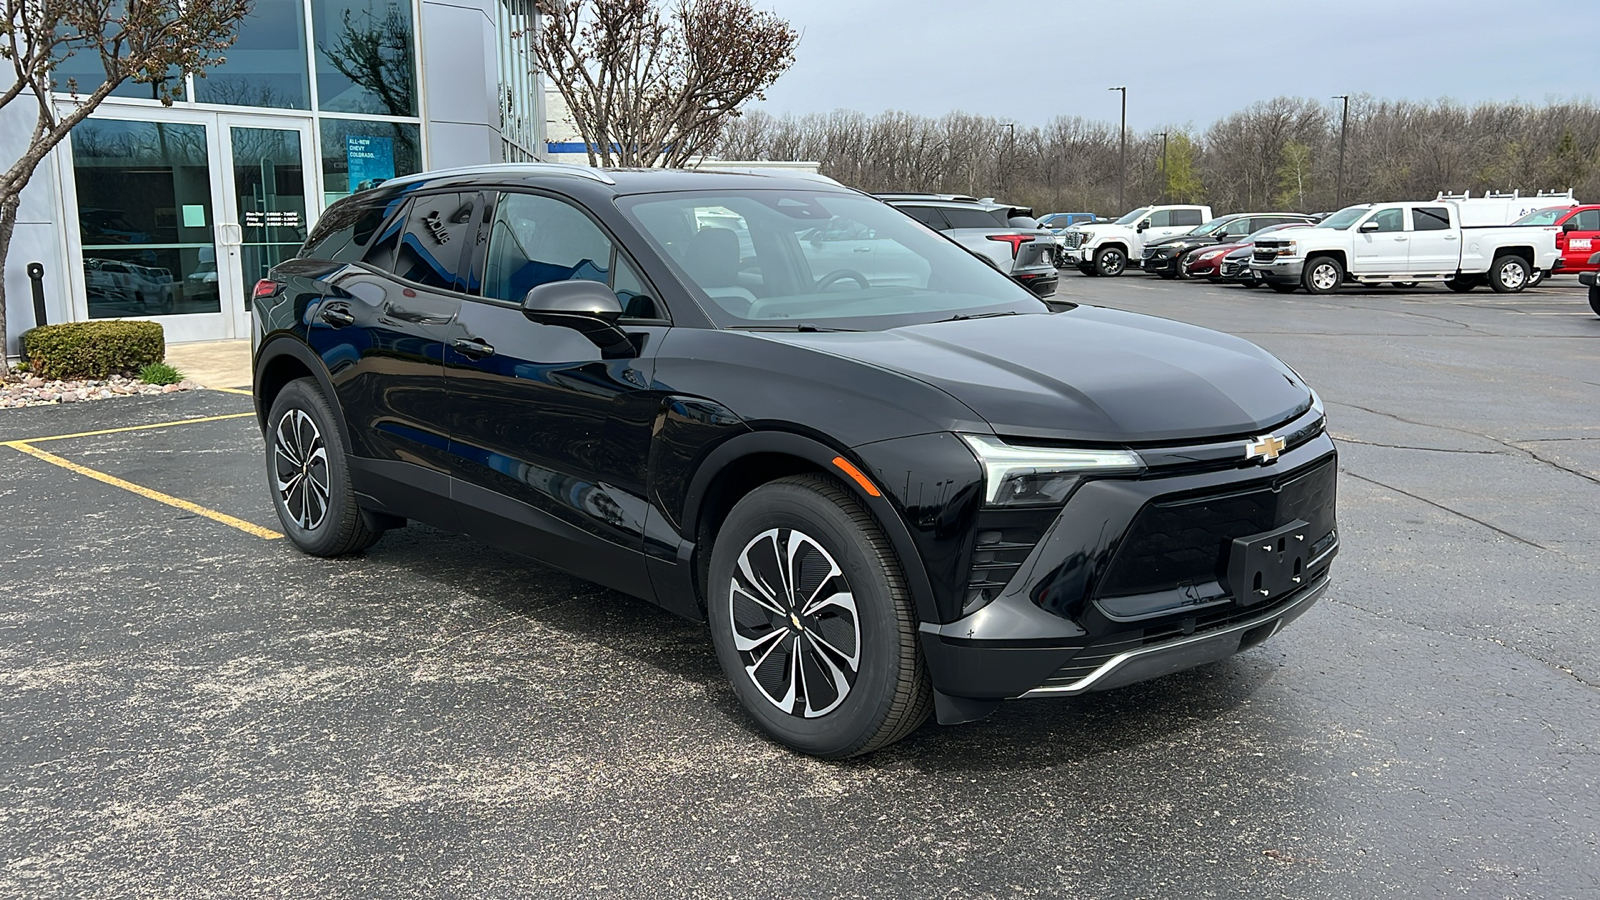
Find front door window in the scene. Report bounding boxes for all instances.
[72,119,220,318]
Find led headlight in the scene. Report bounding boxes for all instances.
[961,434,1144,506]
[1197,249,1226,261]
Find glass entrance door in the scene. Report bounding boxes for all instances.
[218,118,314,338]
[65,110,318,343]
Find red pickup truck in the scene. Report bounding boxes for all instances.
[1517,205,1600,276]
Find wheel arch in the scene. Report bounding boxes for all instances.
[253,337,352,450]
[681,430,940,626]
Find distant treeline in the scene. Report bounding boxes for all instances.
[711,96,1600,216]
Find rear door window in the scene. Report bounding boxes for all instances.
[1412,207,1451,231]
[1170,209,1204,227]
[386,193,478,292]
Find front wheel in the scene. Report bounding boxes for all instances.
[1302,256,1344,294]
[1094,247,1127,277]
[266,378,381,556]
[1489,255,1530,293]
[1589,284,1600,317]
[706,475,931,758]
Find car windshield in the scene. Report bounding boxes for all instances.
[1113,207,1152,226]
[1243,222,1304,242]
[621,190,1049,330]
[1315,206,1371,231]
[1190,217,1239,236]
[1513,207,1568,226]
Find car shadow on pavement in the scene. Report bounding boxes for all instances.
[362,525,1286,769]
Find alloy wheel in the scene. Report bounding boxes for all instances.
[1498,260,1527,290]
[728,527,861,718]
[1310,262,1340,291]
[273,409,331,531]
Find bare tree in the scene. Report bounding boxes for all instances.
[1,0,250,343]
[532,0,796,168]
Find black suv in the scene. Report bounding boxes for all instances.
[252,164,1338,758]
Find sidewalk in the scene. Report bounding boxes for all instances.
[164,339,251,390]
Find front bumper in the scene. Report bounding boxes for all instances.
[918,425,1337,708]
[1141,252,1180,274]
[1252,256,1305,284]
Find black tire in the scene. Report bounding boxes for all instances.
[1391,282,1418,288]
[1268,282,1299,294]
[1094,246,1127,277]
[1589,284,1600,317]
[1526,268,1545,288]
[706,474,931,758]
[1302,256,1344,294]
[1489,255,1530,293]
[1446,276,1478,293]
[266,377,381,556]
[1077,263,1096,277]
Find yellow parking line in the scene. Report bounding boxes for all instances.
[1,412,256,445]
[209,386,254,396]
[8,441,283,541]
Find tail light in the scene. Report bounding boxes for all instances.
[986,234,1035,259]
[253,279,282,300]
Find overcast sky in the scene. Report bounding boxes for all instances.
[748,0,1600,131]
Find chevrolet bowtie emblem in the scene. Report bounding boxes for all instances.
[1246,434,1286,463]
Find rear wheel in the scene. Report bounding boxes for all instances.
[1589,284,1600,317]
[1489,255,1530,293]
[1526,268,1545,288]
[1302,256,1344,294]
[1094,246,1127,277]
[266,378,381,557]
[706,474,931,758]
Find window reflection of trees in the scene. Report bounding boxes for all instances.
[320,5,416,117]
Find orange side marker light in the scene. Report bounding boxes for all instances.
[831,456,882,497]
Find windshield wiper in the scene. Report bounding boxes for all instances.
[729,323,860,332]
[939,311,1020,322]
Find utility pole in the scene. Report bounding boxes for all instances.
[1159,130,1169,203]
[1110,86,1126,211]
[1333,94,1350,208]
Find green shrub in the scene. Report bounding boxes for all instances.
[19,321,165,380]
[138,362,183,385]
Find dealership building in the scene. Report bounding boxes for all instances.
[2,0,552,353]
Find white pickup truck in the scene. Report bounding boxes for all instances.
[1250,201,1560,294]
[1059,204,1213,276]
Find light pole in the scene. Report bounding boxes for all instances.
[1000,122,1014,193]
[1333,94,1349,208]
[1159,130,1169,203]
[1110,86,1127,211]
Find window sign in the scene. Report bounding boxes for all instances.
[346,135,395,189]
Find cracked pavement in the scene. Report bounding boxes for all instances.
[0,277,1597,899]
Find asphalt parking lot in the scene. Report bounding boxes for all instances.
[2,277,1597,899]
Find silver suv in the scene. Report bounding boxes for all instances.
[876,194,1059,297]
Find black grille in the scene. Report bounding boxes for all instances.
[1097,458,1337,599]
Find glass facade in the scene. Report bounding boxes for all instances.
[194,0,312,109]
[319,118,421,207]
[231,126,311,306]
[311,0,418,116]
[497,0,542,162]
[72,120,221,318]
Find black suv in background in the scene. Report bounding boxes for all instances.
[1141,212,1321,278]
[253,165,1337,758]
[874,193,1059,297]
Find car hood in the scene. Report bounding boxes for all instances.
[759,306,1314,443]
[1147,234,1217,249]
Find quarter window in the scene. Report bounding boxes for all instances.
[1412,207,1451,231]
[902,206,949,231]
[942,207,1003,229]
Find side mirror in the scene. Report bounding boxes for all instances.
[1563,220,1579,232]
[1358,220,1381,233]
[1136,219,1149,231]
[520,280,632,356]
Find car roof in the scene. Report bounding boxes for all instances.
[361,163,854,199]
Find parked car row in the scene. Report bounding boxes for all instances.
[874,193,1060,297]
[1051,192,1595,298]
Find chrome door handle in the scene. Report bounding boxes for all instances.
[319,304,355,327]
[452,337,495,360]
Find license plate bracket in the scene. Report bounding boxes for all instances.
[1226,519,1312,606]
